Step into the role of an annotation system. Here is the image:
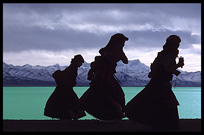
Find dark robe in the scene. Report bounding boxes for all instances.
[125,50,180,130]
[44,65,86,120]
[80,56,125,120]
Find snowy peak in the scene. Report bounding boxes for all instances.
[116,59,150,74]
[3,60,201,87]
[22,64,32,68]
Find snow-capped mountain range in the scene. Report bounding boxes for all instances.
[3,60,201,87]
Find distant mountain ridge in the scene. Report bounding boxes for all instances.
[3,60,201,87]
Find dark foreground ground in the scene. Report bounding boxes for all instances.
[3,119,201,132]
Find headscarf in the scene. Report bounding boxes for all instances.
[163,35,181,52]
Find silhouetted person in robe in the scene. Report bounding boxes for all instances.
[44,54,86,120]
[80,33,128,121]
[125,35,184,130]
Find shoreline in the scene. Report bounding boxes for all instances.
[3,119,201,132]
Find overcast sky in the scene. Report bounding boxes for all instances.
[3,3,201,72]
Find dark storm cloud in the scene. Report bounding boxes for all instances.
[3,24,106,51]
[125,30,200,49]
[3,3,201,51]
[3,3,201,71]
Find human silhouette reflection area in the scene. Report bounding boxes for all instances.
[44,55,86,120]
[125,35,184,130]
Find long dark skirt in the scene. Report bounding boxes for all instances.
[44,86,86,120]
[125,79,180,130]
[80,77,125,121]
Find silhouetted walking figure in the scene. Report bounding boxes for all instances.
[80,33,128,121]
[125,35,184,130]
[44,54,86,120]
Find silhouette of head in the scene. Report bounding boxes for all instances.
[166,35,181,43]
[108,33,128,48]
[99,33,128,55]
[71,54,84,67]
[163,35,181,51]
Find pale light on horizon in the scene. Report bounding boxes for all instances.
[3,48,200,72]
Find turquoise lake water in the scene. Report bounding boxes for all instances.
[3,87,201,120]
